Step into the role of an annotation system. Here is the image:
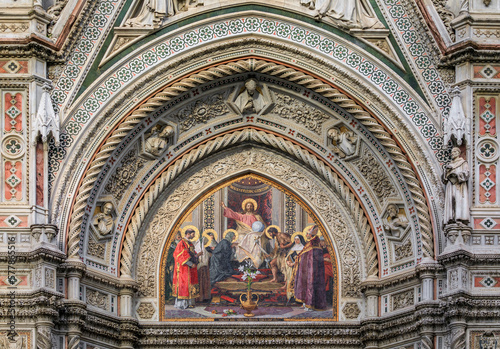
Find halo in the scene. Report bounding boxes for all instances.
[241,198,258,211]
[265,225,281,239]
[303,225,321,241]
[202,229,218,247]
[291,231,304,243]
[223,229,239,242]
[181,225,200,242]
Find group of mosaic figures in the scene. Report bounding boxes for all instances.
[165,200,334,311]
[125,0,384,29]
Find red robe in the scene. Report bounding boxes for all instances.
[323,252,334,291]
[172,239,200,300]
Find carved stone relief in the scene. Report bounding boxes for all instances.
[34,263,42,288]
[142,124,174,158]
[383,204,409,240]
[342,302,361,319]
[104,149,147,201]
[91,202,115,240]
[173,93,229,132]
[44,268,55,289]
[273,92,329,134]
[227,79,275,116]
[0,333,27,348]
[353,148,397,201]
[393,238,413,261]
[328,125,358,158]
[124,0,204,28]
[86,289,108,311]
[432,0,456,40]
[88,237,106,259]
[391,289,414,311]
[300,0,384,30]
[135,147,363,299]
[449,269,459,290]
[137,302,156,319]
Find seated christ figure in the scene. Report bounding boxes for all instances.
[220,199,267,267]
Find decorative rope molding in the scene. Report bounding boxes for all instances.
[66,58,433,262]
[120,129,376,278]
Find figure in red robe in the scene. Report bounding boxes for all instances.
[172,229,202,309]
[292,225,327,310]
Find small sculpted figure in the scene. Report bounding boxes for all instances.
[383,204,408,238]
[442,147,470,225]
[93,202,114,236]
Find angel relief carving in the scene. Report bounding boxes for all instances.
[300,0,384,29]
[125,0,204,28]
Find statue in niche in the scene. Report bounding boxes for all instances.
[125,0,203,27]
[300,0,384,29]
[227,79,275,116]
[93,202,114,237]
[442,147,470,226]
[383,204,408,238]
[144,124,174,157]
[327,126,357,158]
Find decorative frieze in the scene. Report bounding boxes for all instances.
[86,288,109,311]
[391,289,414,311]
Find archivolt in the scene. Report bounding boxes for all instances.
[122,128,375,285]
[67,58,433,262]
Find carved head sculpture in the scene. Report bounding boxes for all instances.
[446,229,458,244]
[327,127,340,143]
[102,202,114,215]
[386,204,399,219]
[451,147,461,160]
[245,79,257,96]
[159,125,174,138]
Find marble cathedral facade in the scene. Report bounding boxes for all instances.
[0,0,499,347]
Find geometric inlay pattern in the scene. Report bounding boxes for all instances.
[480,218,497,230]
[6,105,21,119]
[4,60,21,74]
[4,215,21,228]
[480,276,497,288]
[480,65,497,79]
[6,174,21,188]
[480,177,495,191]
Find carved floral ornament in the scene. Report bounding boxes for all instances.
[64,58,435,269]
